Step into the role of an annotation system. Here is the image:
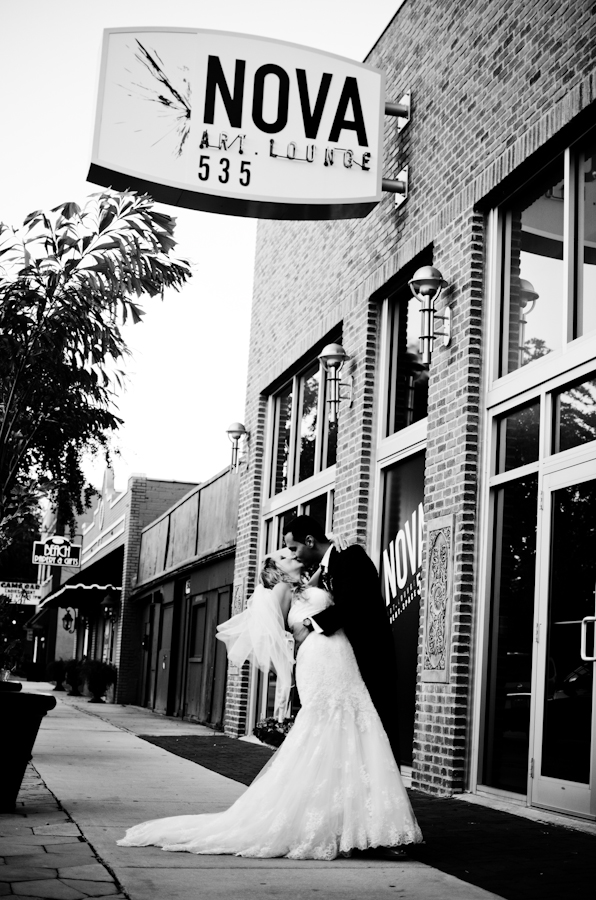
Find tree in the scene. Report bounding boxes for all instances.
[0,190,192,549]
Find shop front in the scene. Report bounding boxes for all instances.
[132,467,239,726]
[225,0,596,822]
[473,135,596,819]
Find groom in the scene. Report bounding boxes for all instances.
[283,515,401,766]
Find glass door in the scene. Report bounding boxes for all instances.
[531,461,596,817]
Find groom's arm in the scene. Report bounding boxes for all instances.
[309,603,343,635]
[309,545,377,635]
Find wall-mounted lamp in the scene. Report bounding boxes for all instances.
[518,278,538,364]
[226,422,250,469]
[100,593,120,623]
[62,608,76,633]
[408,266,451,365]
[318,343,353,423]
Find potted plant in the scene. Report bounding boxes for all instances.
[81,659,117,703]
[253,716,295,748]
[63,658,83,696]
[46,658,66,691]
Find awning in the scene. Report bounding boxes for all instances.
[38,583,121,612]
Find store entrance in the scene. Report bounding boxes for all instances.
[531,461,596,818]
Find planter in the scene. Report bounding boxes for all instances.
[81,660,117,703]
[0,691,56,813]
[46,659,67,692]
[0,681,23,693]
[64,660,83,697]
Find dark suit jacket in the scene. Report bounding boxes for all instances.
[310,544,401,763]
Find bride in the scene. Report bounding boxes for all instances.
[118,548,422,860]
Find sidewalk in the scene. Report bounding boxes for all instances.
[1,683,502,900]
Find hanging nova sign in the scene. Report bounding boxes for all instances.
[32,536,81,568]
[88,28,385,220]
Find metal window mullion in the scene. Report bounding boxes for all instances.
[489,459,540,489]
[564,146,578,341]
[482,486,505,784]
[263,395,276,501]
[377,297,392,442]
[269,394,282,497]
[316,361,327,475]
[288,374,300,489]
[500,211,513,377]
[387,300,399,435]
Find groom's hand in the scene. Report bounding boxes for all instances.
[292,623,311,648]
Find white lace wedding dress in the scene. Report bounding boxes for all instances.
[118,587,422,860]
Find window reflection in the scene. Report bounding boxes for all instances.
[277,507,298,548]
[269,340,341,498]
[504,161,564,374]
[578,139,596,337]
[297,365,319,483]
[541,481,596,783]
[496,401,541,473]
[304,493,327,530]
[272,384,293,495]
[483,476,538,793]
[387,293,429,434]
[553,373,596,453]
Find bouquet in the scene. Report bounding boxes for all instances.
[253,716,295,748]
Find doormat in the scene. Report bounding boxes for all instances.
[139,732,595,900]
[138,734,274,786]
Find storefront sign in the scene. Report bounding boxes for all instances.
[380,451,425,766]
[382,501,424,624]
[32,537,81,568]
[0,582,41,604]
[88,28,385,219]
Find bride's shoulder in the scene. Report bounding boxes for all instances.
[303,586,332,603]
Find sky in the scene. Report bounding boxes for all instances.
[0,0,403,492]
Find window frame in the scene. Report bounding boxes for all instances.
[265,354,337,501]
[471,139,596,797]
[493,135,596,390]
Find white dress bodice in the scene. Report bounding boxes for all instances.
[287,586,333,629]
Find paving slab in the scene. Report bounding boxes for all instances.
[5,851,92,870]
[11,880,86,899]
[116,862,501,900]
[0,838,79,853]
[61,880,120,896]
[56,864,114,882]
[0,866,59,882]
[33,826,80,837]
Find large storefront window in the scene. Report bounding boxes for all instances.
[501,160,565,374]
[269,350,338,498]
[387,290,428,436]
[500,129,596,377]
[577,135,596,338]
[482,363,596,810]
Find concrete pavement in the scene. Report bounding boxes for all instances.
[1,684,502,900]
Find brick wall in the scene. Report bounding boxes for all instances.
[231,0,596,782]
[114,477,196,704]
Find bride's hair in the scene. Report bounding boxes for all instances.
[260,558,289,590]
[260,557,304,593]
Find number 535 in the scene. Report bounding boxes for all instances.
[198,156,251,187]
